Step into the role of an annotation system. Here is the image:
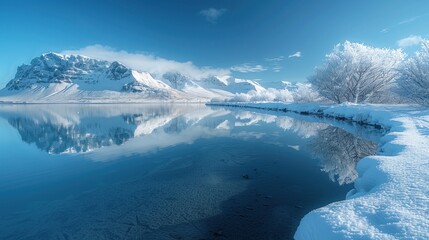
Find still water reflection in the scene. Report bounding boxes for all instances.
[0,104,380,240]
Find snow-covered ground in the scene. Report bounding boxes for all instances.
[208,102,429,239]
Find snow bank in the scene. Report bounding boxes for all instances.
[207,102,429,239]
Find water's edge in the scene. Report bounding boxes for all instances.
[207,102,386,130]
[207,102,391,239]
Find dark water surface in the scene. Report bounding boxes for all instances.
[0,104,380,240]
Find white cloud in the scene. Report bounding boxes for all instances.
[230,63,267,73]
[200,8,227,24]
[264,56,284,72]
[272,66,282,72]
[288,51,301,58]
[399,16,419,25]
[62,45,230,79]
[397,35,424,47]
[264,56,284,62]
[382,14,427,34]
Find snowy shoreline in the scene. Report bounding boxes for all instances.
[207,102,388,130]
[208,102,429,239]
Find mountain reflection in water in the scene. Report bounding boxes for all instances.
[0,104,380,184]
[0,104,381,240]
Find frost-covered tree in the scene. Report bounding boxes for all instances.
[280,81,325,102]
[292,82,325,102]
[227,88,294,102]
[309,41,405,104]
[397,40,429,106]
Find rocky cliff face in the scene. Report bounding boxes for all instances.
[7,53,109,89]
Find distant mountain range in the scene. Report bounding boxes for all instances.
[0,53,266,103]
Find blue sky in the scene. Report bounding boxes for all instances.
[1,0,429,88]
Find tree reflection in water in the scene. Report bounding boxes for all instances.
[232,111,379,185]
[311,126,378,185]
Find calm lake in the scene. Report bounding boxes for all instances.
[0,104,380,240]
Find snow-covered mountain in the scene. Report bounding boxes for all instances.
[0,53,265,103]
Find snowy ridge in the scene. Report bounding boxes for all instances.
[0,53,265,103]
[207,102,429,239]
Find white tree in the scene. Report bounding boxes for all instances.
[280,81,326,102]
[292,82,325,102]
[397,40,429,106]
[227,88,294,102]
[309,41,405,103]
